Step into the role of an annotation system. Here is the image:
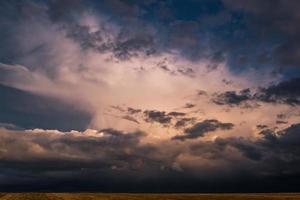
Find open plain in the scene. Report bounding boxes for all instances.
[0,193,300,200]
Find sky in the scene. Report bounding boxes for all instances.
[0,0,300,192]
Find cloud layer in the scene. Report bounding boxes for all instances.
[0,0,300,192]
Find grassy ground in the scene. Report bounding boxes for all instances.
[0,193,300,200]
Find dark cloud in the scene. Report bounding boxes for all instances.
[207,51,226,71]
[1,124,300,192]
[122,115,140,124]
[0,84,91,131]
[255,77,300,105]
[255,124,300,164]
[197,90,207,96]
[168,20,200,51]
[212,88,252,106]
[1,0,300,193]
[216,137,263,161]
[211,77,300,107]
[223,0,300,70]
[0,127,149,165]
[184,103,196,108]
[173,119,234,141]
[0,128,163,191]
[174,117,196,129]
[63,23,156,60]
[274,39,300,68]
[188,123,300,190]
[143,110,172,125]
[222,79,233,85]
[276,120,288,125]
[157,60,170,72]
[0,122,22,131]
[111,106,192,128]
[111,105,126,112]
[47,0,86,22]
[113,32,156,60]
[256,124,268,130]
[2,0,300,74]
[277,113,287,120]
[3,1,157,62]
[65,24,110,52]
[273,123,300,145]
[99,0,142,20]
[176,67,195,77]
[156,60,196,78]
[143,110,192,128]
[167,112,186,117]
[127,107,142,114]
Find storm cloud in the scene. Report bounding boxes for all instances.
[1,123,300,192]
[0,0,300,193]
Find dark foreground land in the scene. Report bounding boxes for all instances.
[1,193,300,200]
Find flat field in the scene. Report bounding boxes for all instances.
[1,193,300,200]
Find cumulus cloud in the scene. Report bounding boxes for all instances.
[1,123,300,191]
